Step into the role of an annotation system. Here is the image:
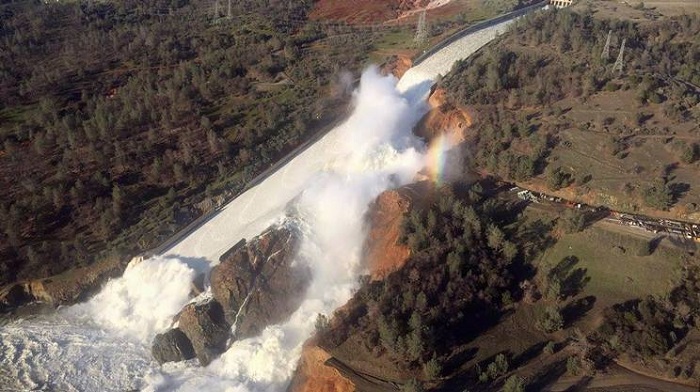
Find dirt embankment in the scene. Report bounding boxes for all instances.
[364,189,412,282]
[364,182,434,281]
[417,87,473,142]
[362,88,463,282]
[381,55,413,79]
[310,0,443,25]
[288,345,357,392]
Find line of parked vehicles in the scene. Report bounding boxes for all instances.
[510,186,700,241]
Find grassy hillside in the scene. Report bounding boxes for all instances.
[441,7,700,220]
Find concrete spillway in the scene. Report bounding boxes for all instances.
[0,7,541,392]
[398,19,516,92]
[163,14,523,265]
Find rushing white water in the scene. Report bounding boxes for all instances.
[143,67,429,392]
[0,16,525,392]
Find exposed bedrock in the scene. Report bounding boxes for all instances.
[152,223,309,365]
[0,255,128,313]
[210,224,309,339]
[152,328,196,364]
[177,300,230,366]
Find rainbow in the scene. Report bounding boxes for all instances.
[426,133,450,185]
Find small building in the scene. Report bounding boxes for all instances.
[550,0,573,8]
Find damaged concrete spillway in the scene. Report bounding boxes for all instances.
[0,7,539,392]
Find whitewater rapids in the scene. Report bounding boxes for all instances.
[0,13,527,392]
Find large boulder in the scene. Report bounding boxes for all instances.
[152,328,195,364]
[177,300,230,366]
[210,225,310,339]
[234,244,311,339]
[152,223,311,366]
[210,239,256,324]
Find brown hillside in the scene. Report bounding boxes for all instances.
[310,0,438,24]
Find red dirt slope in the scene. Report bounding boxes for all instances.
[310,0,434,25]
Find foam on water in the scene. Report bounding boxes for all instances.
[69,256,200,344]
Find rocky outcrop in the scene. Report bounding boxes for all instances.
[209,239,253,322]
[152,328,196,364]
[177,300,230,366]
[0,254,127,313]
[152,223,309,365]
[210,226,309,340]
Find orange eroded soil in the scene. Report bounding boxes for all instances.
[310,0,438,25]
[288,345,356,392]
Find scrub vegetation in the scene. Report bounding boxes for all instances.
[441,8,700,218]
[0,0,371,284]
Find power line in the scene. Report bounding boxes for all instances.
[601,30,611,61]
[414,10,427,46]
[613,38,626,74]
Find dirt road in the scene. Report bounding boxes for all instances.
[547,363,697,392]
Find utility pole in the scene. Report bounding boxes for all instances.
[613,38,626,74]
[414,10,428,47]
[214,0,219,18]
[601,30,611,61]
[227,0,231,19]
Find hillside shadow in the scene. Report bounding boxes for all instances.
[562,295,596,327]
[563,376,593,391]
[549,256,590,300]
[442,347,479,376]
[649,235,665,254]
[512,341,548,368]
[526,359,568,392]
[669,182,690,204]
[580,207,611,230]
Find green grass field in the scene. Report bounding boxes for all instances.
[538,225,685,305]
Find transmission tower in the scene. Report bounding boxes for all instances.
[601,30,611,61]
[612,38,626,73]
[414,10,428,46]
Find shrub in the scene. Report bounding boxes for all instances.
[401,378,424,392]
[502,375,525,392]
[423,354,442,379]
[559,209,586,234]
[543,341,556,355]
[537,306,564,333]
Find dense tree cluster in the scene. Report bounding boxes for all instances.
[0,0,372,284]
[318,185,549,385]
[597,266,700,360]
